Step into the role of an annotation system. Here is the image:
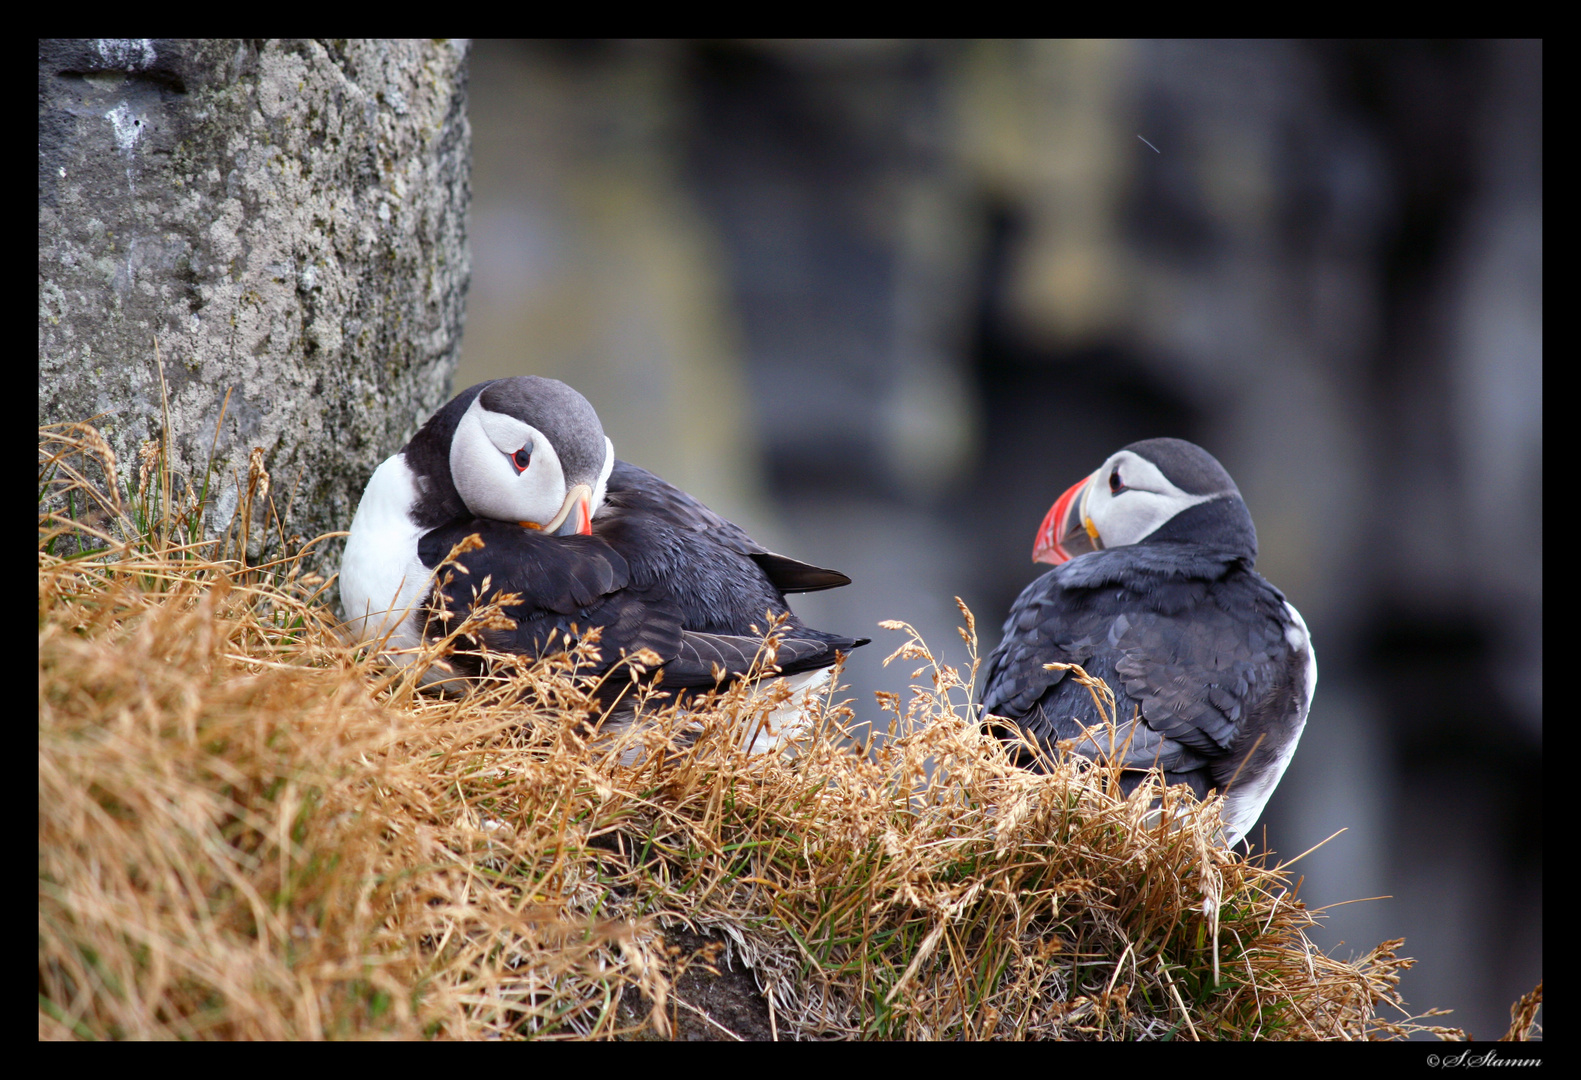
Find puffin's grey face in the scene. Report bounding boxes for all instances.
[1033,441,1231,564]
[448,377,616,535]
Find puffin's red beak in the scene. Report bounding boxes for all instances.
[544,483,595,537]
[1032,471,1099,565]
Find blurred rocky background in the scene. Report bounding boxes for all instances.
[457,39,1540,1038]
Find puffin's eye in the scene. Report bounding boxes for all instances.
[510,447,531,474]
[1109,468,1125,494]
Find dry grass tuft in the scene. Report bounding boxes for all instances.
[41,420,1490,1040]
[1500,981,1543,1041]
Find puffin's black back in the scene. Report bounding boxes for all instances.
[980,544,1300,799]
[596,461,856,643]
[414,457,866,695]
[418,518,688,680]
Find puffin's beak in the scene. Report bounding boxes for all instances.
[1032,470,1100,565]
[544,483,594,536]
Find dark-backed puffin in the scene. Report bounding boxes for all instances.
[978,438,1315,846]
[340,377,868,744]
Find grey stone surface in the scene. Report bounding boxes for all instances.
[39,38,471,568]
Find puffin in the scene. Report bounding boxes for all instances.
[339,376,868,740]
[977,438,1315,846]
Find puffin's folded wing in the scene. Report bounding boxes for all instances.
[605,461,851,594]
[979,586,1088,726]
[419,523,630,613]
[649,630,862,689]
[1110,584,1293,757]
[604,462,754,544]
[420,520,683,665]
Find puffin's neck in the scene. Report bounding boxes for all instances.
[1145,494,1259,564]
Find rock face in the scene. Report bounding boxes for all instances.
[39,39,471,567]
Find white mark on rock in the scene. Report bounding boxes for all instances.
[104,102,147,154]
[96,39,157,70]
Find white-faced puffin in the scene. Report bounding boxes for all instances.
[978,438,1315,846]
[340,376,868,736]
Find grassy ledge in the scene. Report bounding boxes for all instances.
[41,419,1528,1040]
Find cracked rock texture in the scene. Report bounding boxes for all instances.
[39,38,471,569]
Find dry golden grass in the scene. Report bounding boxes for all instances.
[41,418,1529,1040]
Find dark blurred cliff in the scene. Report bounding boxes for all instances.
[456,39,1540,1038]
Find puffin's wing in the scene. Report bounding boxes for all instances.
[979,563,1220,776]
[1108,574,1302,768]
[603,461,850,593]
[603,461,755,545]
[980,583,1085,724]
[636,630,861,690]
[415,517,864,688]
[418,518,687,666]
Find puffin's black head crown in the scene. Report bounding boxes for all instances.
[1121,437,1241,498]
[478,377,607,485]
[1123,437,1258,562]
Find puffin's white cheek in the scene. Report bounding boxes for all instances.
[451,407,576,525]
[513,467,559,523]
[1082,482,1114,545]
[489,436,570,526]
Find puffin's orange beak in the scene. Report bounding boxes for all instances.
[1032,470,1100,565]
[543,483,594,537]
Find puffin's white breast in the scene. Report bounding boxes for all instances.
[339,453,432,663]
